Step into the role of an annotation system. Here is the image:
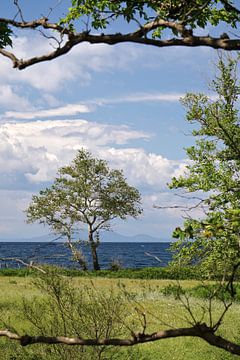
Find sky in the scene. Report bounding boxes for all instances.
[0,1,226,240]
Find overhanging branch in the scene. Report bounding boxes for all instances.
[0,16,240,70]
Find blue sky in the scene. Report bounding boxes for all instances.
[0,1,224,240]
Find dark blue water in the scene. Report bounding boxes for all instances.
[0,242,172,269]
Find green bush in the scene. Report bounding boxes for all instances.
[161,283,240,302]
[0,264,230,280]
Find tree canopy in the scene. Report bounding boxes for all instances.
[169,54,240,277]
[26,149,142,270]
[1,1,240,70]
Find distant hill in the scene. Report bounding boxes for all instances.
[99,232,167,242]
[0,232,169,243]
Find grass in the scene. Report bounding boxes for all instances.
[0,274,239,359]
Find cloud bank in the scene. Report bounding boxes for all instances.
[0,119,186,188]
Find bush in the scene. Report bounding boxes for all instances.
[160,283,240,302]
[18,268,141,360]
[0,264,222,280]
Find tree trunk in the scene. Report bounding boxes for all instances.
[67,237,88,271]
[89,230,100,271]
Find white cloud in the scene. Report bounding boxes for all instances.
[96,92,185,105]
[2,90,218,120]
[0,119,186,187]
[2,91,185,120]
[0,189,43,238]
[99,147,187,188]
[0,189,185,239]
[41,93,61,107]
[0,85,31,110]
[0,35,142,92]
[5,103,92,119]
[0,119,188,238]
[0,119,151,184]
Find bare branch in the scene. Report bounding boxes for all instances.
[154,193,208,213]
[13,0,25,22]
[212,301,232,332]
[46,0,63,19]
[144,252,169,267]
[38,29,64,49]
[1,323,240,355]
[0,257,46,274]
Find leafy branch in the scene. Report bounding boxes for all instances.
[0,1,240,69]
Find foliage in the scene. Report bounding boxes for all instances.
[0,23,12,48]
[20,269,142,360]
[1,1,240,69]
[26,149,142,270]
[169,55,240,276]
[161,283,240,302]
[61,0,240,36]
[0,265,208,280]
[108,257,123,271]
[1,273,240,358]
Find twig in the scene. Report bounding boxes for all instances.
[0,257,46,274]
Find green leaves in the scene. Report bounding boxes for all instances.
[59,0,240,40]
[0,23,12,48]
[26,149,142,269]
[170,55,240,275]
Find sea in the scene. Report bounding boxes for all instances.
[0,242,172,269]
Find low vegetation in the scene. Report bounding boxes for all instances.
[0,265,204,280]
[0,271,239,360]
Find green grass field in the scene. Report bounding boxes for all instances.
[0,275,239,359]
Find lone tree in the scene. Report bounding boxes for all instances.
[169,54,240,278]
[26,149,142,270]
[1,1,240,70]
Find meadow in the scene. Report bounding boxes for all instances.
[0,271,239,359]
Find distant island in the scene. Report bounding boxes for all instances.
[0,232,170,243]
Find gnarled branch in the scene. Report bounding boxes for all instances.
[1,323,240,355]
[0,15,240,70]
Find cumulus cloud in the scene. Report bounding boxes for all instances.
[0,119,189,238]
[0,119,151,184]
[0,119,186,188]
[98,147,187,188]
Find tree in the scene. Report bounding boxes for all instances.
[26,149,142,270]
[169,54,240,278]
[1,1,240,70]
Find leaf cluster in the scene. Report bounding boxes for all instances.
[60,0,240,38]
[0,23,12,48]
